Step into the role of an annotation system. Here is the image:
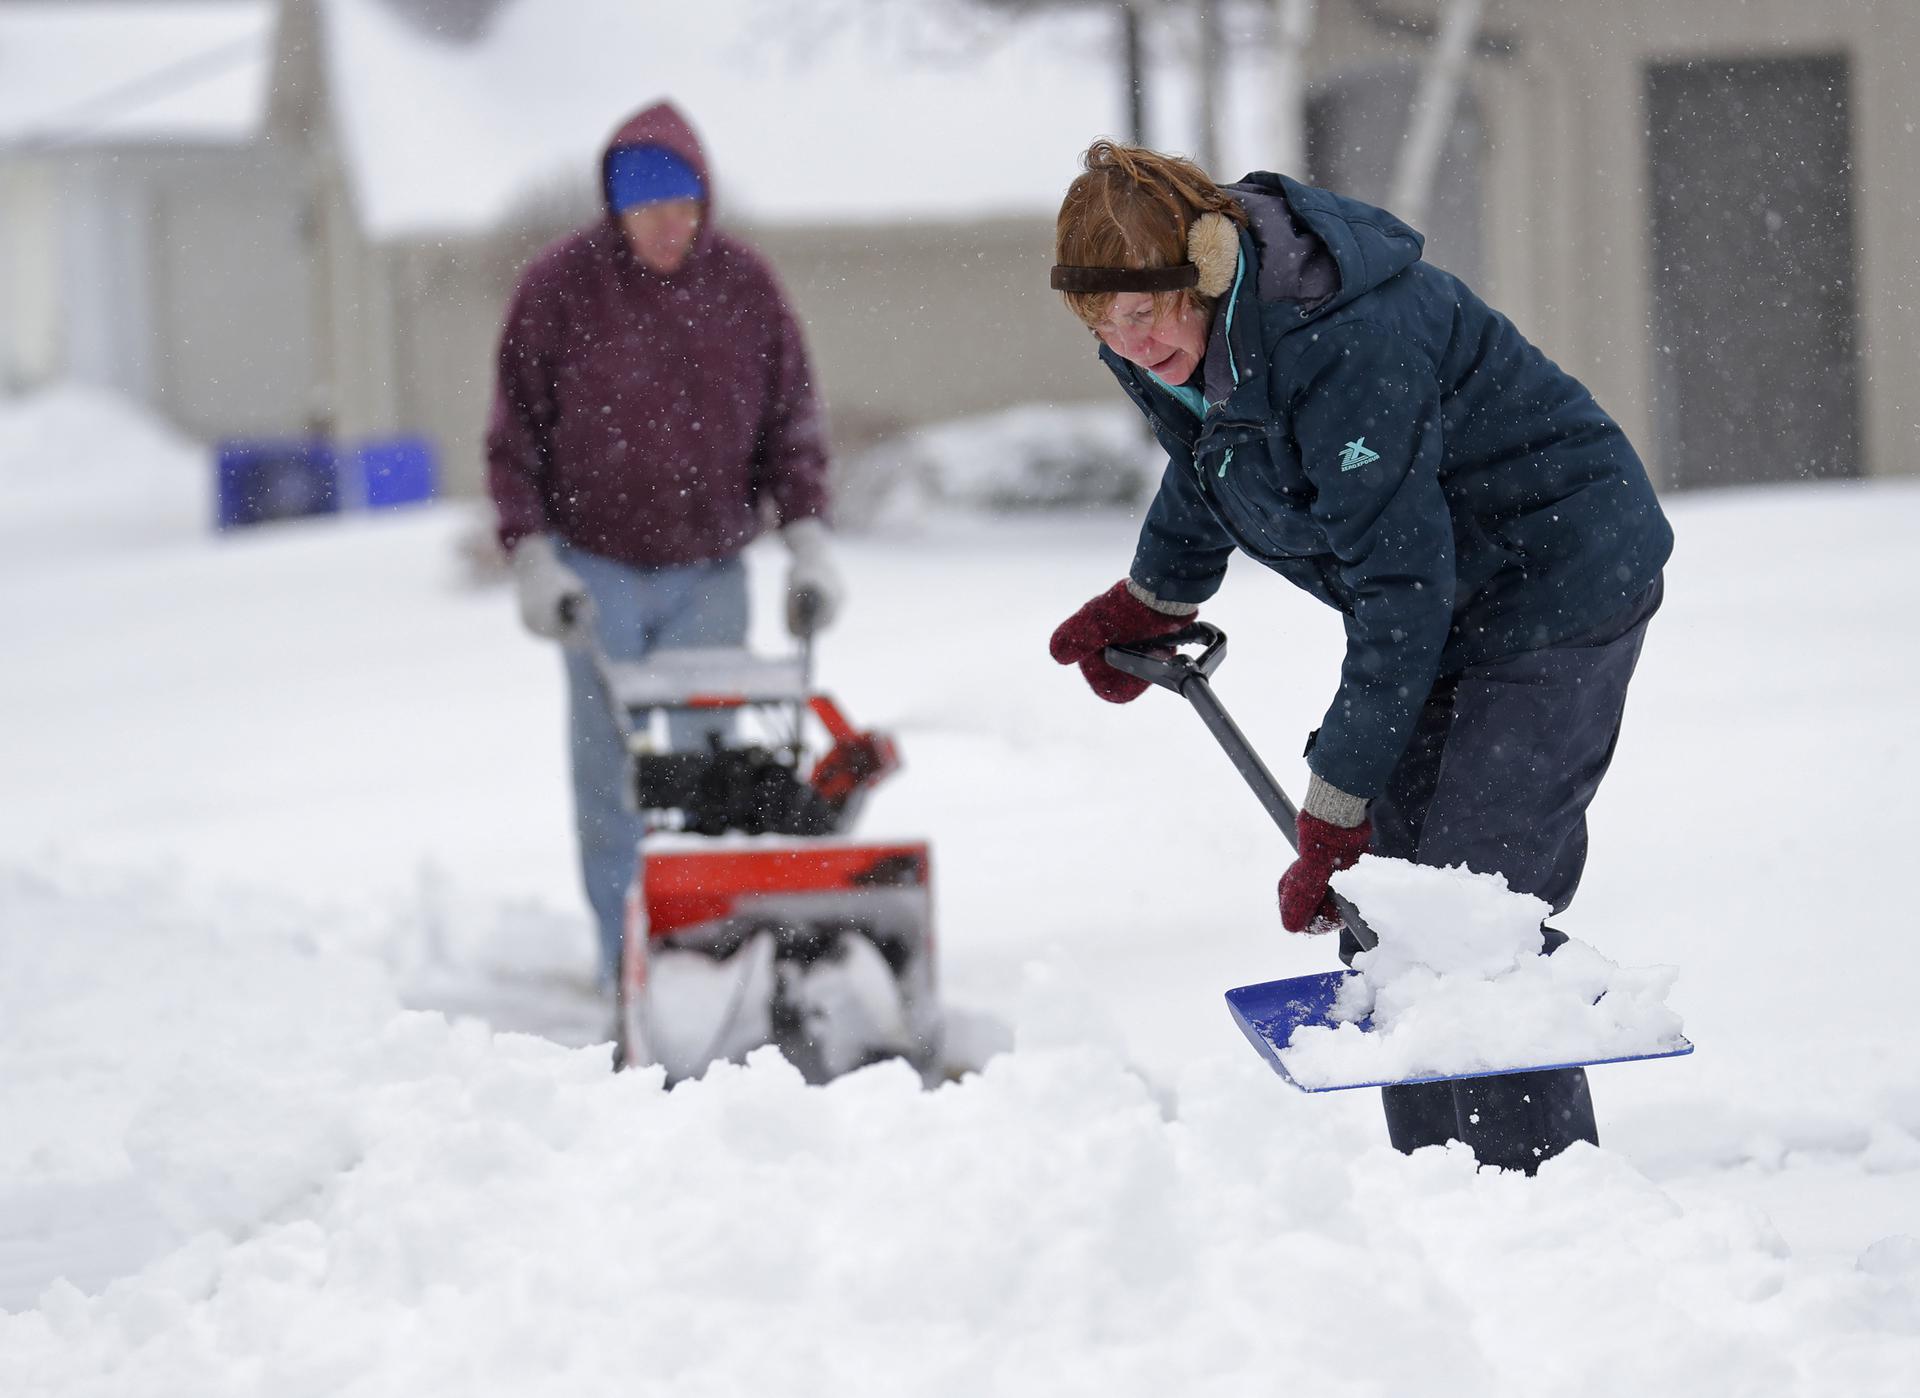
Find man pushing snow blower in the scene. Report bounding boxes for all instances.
[483,100,944,1086]
[1045,140,1673,1174]
[485,100,841,993]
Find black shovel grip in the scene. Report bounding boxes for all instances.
[1103,621,1225,693]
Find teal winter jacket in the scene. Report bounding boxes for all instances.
[1112,174,1672,801]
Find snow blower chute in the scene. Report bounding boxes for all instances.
[1104,623,1692,1092]
[587,635,942,1084]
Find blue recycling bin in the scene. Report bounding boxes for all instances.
[356,436,437,509]
[214,439,339,531]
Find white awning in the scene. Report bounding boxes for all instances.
[319,0,1148,238]
[0,2,274,149]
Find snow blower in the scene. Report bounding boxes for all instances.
[1104,623,1691,1092]
[586,633,942,1085]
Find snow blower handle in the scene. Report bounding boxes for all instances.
[1104,624,1379,952]
[558,602,643,747]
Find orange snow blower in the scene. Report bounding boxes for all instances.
[586,636,942,1084]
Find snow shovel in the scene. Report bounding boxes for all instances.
[1104,623,1692,1092]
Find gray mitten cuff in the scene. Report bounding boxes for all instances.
[1302,771,1370,829]
[1124,578,1200,617]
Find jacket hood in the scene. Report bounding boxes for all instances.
[600,102,715,252]
[1230,172,1425,317]
[1185,174,1425,406]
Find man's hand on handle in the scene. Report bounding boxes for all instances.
[1048,579,1196,703]
[510,534,593,643]
[782,518,844,639]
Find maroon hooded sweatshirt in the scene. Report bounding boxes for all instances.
[486,103,829,566]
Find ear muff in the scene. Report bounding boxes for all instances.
[1186,213,1238,299]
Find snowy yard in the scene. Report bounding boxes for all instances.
[3,388,1918,1394]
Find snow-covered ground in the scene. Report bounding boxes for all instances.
[3,387,1918,1393]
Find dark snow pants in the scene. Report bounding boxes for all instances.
[1338,577,1663,1174]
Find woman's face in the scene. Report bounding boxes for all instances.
[1091,292,1210,385]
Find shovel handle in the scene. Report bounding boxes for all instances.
[1104,625,1379,952]
[1105,624,1298,841]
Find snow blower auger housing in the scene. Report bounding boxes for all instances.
[588,642,942,1085]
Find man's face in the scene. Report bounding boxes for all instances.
[1090,292,1210,385]
[620,200,701,274]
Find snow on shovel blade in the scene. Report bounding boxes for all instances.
[1225,973,1696,1093]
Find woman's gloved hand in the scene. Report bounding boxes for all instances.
[1048,580,1196,703]
[1278,812,1374,933]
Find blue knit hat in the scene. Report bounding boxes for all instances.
[606,146,704,212]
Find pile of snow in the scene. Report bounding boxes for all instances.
[0,385,211,556]
[0,866,399,1308]
[4,864,1916,1395]
[1278,859,1688,1091]
[5,384,1920,1389]
[844,401,1161,525]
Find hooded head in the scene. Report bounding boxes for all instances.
[601,101,713,275]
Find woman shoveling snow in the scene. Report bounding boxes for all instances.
[1045,139,1673,1174]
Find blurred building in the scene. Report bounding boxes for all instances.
[0,3,292,427]
[1,0,1914,503]
[1303,0,1909,493]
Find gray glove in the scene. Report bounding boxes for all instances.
[781,518,843,638]
[510,534,592,642]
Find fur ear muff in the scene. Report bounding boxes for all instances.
[1186,213,1238,300]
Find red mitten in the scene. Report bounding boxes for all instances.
[1044,579,1190,702]
[1278,812,1373,933]
[1048,581,1193,703]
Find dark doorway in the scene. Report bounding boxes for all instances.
[1645,55,1862,489]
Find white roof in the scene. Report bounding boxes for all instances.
[0,1,274,148]
[320,0,1166,238]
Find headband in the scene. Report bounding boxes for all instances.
[1048,263,1200,294]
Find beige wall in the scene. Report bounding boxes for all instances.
[1318,0,1916,485]
[386,238,529,499]
[0,159,61,391]
[747,216,1116,451]
[147,146,322,439]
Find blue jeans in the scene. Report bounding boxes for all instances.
[558,542,749,981]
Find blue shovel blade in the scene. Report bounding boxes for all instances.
[1226,971,1695,1093]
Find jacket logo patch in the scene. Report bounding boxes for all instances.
[1337,437,1380,471]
